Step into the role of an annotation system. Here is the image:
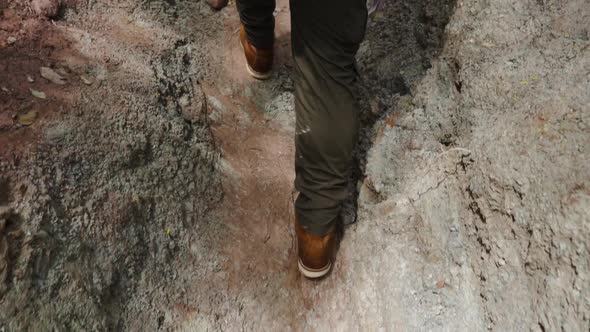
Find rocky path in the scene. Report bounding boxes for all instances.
[1,0,588,330]
[180,0,345,328]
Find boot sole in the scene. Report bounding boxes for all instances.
[246,63,272,80]
[298,258,331,279]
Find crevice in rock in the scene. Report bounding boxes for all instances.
[343,0,458,223]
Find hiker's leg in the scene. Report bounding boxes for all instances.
[236,0,276,48]
[291,0,367,236]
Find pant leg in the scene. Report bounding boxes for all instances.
[291,0,367,236]
[236,0,276,48]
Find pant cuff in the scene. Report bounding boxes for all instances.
[295,208,339,237]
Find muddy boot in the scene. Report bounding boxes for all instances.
[239,25,273,80]
[295,216,338,279]
[206,0,228,10]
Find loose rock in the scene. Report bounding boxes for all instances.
[80,75,93,85]
[29,88,46,99]
[17,110,39,126]
[40,67,66,85]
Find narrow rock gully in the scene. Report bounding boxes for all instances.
[0,0,462,330]
[180,0,456,329]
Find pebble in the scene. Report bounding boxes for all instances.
[30,88,46,99]
[7,37,16,45]
[80,75,93,85]
[17,110,39,126]
[40,66,66,85]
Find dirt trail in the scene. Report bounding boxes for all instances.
[206,0,295,277]
[187,1,334,328]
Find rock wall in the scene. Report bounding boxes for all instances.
[361,0,589,330]
[0,1,223,329]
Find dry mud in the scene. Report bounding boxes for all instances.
[0,0,588,331]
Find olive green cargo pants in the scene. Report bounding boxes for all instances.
[238,0,367,236]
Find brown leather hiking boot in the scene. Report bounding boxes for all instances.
[295,216,338,279]
[239,25,273,80]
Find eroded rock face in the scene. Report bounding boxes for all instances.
[0,1,223,329]
[362,0,590,330]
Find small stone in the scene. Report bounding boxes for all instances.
[40,66,66,85]
[30,88,46,99]
[6,37,16,45]
[27,75,34,83]
[436,279,445,289]
[80,75,93,85]
[17,110,38,126]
